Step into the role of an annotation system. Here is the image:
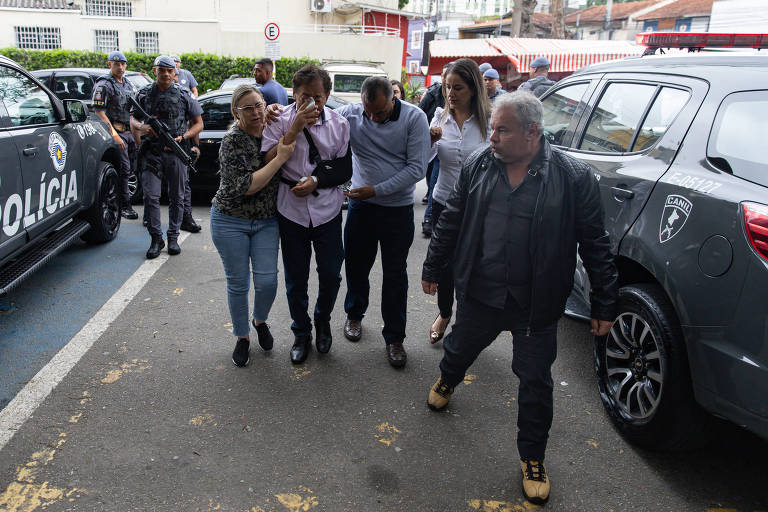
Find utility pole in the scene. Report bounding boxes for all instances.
[604,0,613,32]
[512,0,523,36]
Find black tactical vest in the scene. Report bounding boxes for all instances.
[97,74,132,124]
[147,83,186,137]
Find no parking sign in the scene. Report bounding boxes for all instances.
[264,22,281,60]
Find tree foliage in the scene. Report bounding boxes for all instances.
[399,0,409,8]
[0,48,319,93]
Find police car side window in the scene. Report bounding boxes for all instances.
[579,83,656,153]
[632,87,689,151]
[540,82,589,146]
[708,90,768,188]
[52,74,92,101]
[201,95,234,131]
[0,66,56,127]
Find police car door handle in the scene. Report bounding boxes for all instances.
[611,186,634,200]
[22,146,38,157]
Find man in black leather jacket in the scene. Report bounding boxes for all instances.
[421,92,618,505]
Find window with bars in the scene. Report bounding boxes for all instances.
[14,27,61,50]
[134,31,159,54]
[85,0,132,17]
[94,29,119,52]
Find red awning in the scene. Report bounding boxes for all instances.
[428,37,645,75]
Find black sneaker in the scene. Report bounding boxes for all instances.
[232,338,250,367]
[421,194,429,205]
[422,220,433,238]
[120,207,139,220]
[253,320,273,351]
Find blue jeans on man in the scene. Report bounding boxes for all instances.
[343,200,415,344]
[278,213,344,337]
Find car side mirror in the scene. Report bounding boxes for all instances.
[63,99,89,123]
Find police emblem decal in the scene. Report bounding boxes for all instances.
[659,194,693,243]
[48,132,68,172]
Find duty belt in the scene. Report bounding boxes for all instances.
[112,122,128,133]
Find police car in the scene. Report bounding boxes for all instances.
[0,55,121,295]
[544,33,768,448]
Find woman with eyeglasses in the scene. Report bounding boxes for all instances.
[210,84,296,367]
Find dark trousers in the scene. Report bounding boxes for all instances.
[117,131,136,207]
[278,213,344,337]
[430,200,454,319]
[441,294,558,460]
[183,166,193,216]
[142,152,185,239]
[343,200,414,345]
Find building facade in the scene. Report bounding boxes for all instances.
[0,0,407,79]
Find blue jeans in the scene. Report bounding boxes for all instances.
[278,213,344,337]
[343,200,414,344]
[424,158,440,222]
[210,206,279,339]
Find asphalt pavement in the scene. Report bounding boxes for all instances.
[0,187,766,512]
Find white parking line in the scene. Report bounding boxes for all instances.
[0,232,190,451]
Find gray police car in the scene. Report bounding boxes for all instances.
[0,55,120,295]
[541,51,768,448]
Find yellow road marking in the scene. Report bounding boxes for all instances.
[374,422,401,447]
[468,499,541,511]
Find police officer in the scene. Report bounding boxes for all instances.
[171,54,203,233]
[92,51,139,220]
[130,55,203,259]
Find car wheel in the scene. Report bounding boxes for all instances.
[595,283,709,450]
[128,171,143,205]
[81,162,121,243]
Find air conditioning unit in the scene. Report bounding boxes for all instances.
[310,0,332,13]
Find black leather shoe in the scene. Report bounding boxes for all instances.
[290,335,312,364]
[386,342,407,368]
[315,321,332,354]
[167,239,181,255]
[181,215,202,233]
[421,194,429,205]
[344,318,362,342]
[422,220,433,238]
[146,236,164,259]
[120,207,139,220]
[142,218,148,227]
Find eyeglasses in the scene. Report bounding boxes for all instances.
[235,104,264,113]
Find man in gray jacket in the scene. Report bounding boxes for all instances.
[421,92,617,505]
[519,56,555,98]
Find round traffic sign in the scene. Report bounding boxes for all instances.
[265,23,280,41]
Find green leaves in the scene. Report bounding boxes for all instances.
[0,48,320,93]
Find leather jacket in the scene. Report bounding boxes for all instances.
[422,138,618,329]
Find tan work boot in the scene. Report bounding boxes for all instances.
[427,377,454,411]
[520,459,550,504]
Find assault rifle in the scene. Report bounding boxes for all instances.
[128,95,197,173]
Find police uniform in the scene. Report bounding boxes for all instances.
[131,56,203,257]
[92,51,138,218]
[171,56,202,233]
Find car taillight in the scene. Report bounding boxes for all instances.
[743,202,768,262]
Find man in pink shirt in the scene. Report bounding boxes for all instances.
[262,65,351,364]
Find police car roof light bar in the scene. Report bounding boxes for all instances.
[637,32,768,53]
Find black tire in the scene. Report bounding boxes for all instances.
[128,170,143,205]
[594,284,709,450]
[81,162,121,243]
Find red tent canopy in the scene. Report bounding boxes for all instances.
[427,37,646,76]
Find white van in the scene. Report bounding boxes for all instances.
[322,62,387,104]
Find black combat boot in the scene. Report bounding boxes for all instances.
[120,206,138,220]
[146,236,164,259]
[167,238,181,255]
[181,213,202,233]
